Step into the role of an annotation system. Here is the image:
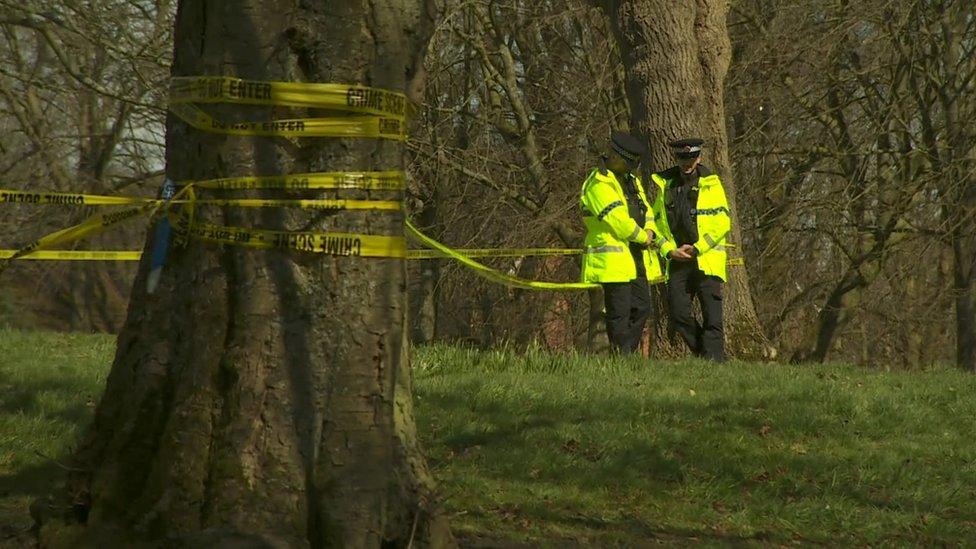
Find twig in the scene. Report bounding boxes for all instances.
[33,450,87,473]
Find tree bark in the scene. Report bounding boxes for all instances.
[950,174,976,371]
[38,0,453,547]
[790,266,865,364]
[952,237,975,372]
[409,204,440,344]
[597,0,773,360]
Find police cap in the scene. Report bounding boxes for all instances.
[669,137,704,159]
[610,130,643,162]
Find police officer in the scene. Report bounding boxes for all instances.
[649,138,731,362]
[580,131,664,353]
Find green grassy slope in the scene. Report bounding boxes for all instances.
[416,346,976,546]
[2,330,975,546]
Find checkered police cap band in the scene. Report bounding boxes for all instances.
[611,140,640,161]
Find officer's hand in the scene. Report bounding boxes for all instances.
[678,244,697,257]
[645,230,656,246]
[669,248,692,261]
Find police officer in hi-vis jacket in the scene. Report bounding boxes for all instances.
[579,131,664,353]
[650,138,731,362]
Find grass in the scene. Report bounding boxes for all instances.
[3,330,976,546]
[416,346,976,545]
[0,330,113,546]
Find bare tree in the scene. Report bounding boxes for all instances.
[898,1,976,371]
[409,0,626,351]
[592,0,773,359]
[0,0,172,331]
[727,0,974,368]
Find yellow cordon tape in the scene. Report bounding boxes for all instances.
[407,248,584,260]
[0,250,143,261]
[173,218,406,258]
[168,77,409,140]
[0,183,204,268]
[169,77,408,118]
[1,189,143,206]
[169,103,407,140]
[0,189,400,211]
[1,77,415,267]
[2,76,746,292]
[186,171,405,191]
[190,198,400,210]
[2,203,158,262]
[0,248,749,268]
[406,219,601,290]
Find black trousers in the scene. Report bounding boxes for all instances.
[603,277,651,354]
[666,262,726,362]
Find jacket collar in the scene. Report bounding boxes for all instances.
[592,168,639,184]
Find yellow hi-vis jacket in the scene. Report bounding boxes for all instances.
[650,170,731,282]
[579,169,664,284]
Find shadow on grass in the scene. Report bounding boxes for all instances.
[0,387,93,429]
[0,365,97,422]
[418,374,976,545]
[0,370,95,537]
[0,461,69,502]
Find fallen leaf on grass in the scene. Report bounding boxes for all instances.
[790,442,808,455]
[560,439,604,462]
[562,439,581,454]
[750,470,771,483]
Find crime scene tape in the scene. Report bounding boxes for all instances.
[173,217,406,258]
[1,189,143,206]
[407,248,583,260]
[188,198,400,210]
[186,170,405,191]
[0,182,203,267]
[169,103,407,141]
[0,249,573,261]
[0,188,401,211]
[169,77,408,140]
[405,220,601,290]
[2,203,157,262]
[0,247,749,268]
[169,77,408,118]
[0,250,142,261]
[0,185,403,265]
[3,74,745,292]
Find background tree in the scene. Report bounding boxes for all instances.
[38,0,453,546]
[591,0,773,359]
[408,0,628,351]
[0,0,172,331]
[727,0,974,368]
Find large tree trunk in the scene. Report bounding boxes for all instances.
[951,176,976,371]
[946,91,976,372]
[951,238,975,372]
[597,0,773,360]
[409,204,440,344]
[38,0,453,547]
